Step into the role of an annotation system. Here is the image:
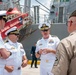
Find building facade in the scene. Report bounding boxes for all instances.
[0,0,21,11]
[49,0,74,23]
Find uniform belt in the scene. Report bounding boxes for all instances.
[46,60,49,63]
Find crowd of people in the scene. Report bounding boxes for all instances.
[0,8,76,75]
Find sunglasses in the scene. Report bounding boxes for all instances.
[0,16,7,22]
[41,30,49,32]
[3,18,7,22]
[14,34,19,36]
[8,33,19,36]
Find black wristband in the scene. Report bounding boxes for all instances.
[10,52,12,56]
[37,51,40,55]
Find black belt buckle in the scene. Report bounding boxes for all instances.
[18,67,21,70]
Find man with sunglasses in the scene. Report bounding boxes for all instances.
[35,22,60,75]
[0,10,13,75]
[52,10,76,75]
[4,26,28,75]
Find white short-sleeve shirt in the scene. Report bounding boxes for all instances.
[36,35,60,60]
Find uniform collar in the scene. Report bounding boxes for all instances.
[69,30,76,36]
[42,35,52,40]
[8,39,17,45]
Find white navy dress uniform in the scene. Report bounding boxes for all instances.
[0,34,6,75]
[36,23,60,75]
[4,27,26,75]
[0,10,8,75]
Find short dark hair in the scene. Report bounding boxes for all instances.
[69,10,76,18]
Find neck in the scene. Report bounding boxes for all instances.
[9,39,17,43]
[43,35,49,39]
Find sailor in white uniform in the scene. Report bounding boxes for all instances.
[0,10,12,75]
[4,27,28,75]
[35,22,60,75]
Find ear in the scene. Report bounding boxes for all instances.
[69,21,72,27]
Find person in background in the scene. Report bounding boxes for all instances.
[0,10,12,75]
[52,10,76,75]
[30,43,38,68]
[35,22,60,75]
[4,26,28,75]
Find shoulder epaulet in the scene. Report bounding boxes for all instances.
[4,40,9,43]
[51,35,57,37]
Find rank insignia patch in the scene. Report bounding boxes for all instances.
[53,57,59,66]
[11,47,15,50]
[53,50,60,66]
[49,39,54,43]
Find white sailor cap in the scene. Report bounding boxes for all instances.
[38,22,51,30]
[0,10,7,22]
[0,10,6,16]
[5,26,19,36]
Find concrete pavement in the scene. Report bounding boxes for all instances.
[22,65,40,75]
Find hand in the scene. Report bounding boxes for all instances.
[0,48,10,59]
[38,49,43,55]
[5,65,14,72]
[42,48,52,54]
[35,52,40,58]
[43,48,56,54]
[21,60,28,68]
[42,49,47,54]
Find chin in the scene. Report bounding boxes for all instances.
[44,36,49,39]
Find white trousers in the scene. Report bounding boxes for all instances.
[40,59,55,75]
